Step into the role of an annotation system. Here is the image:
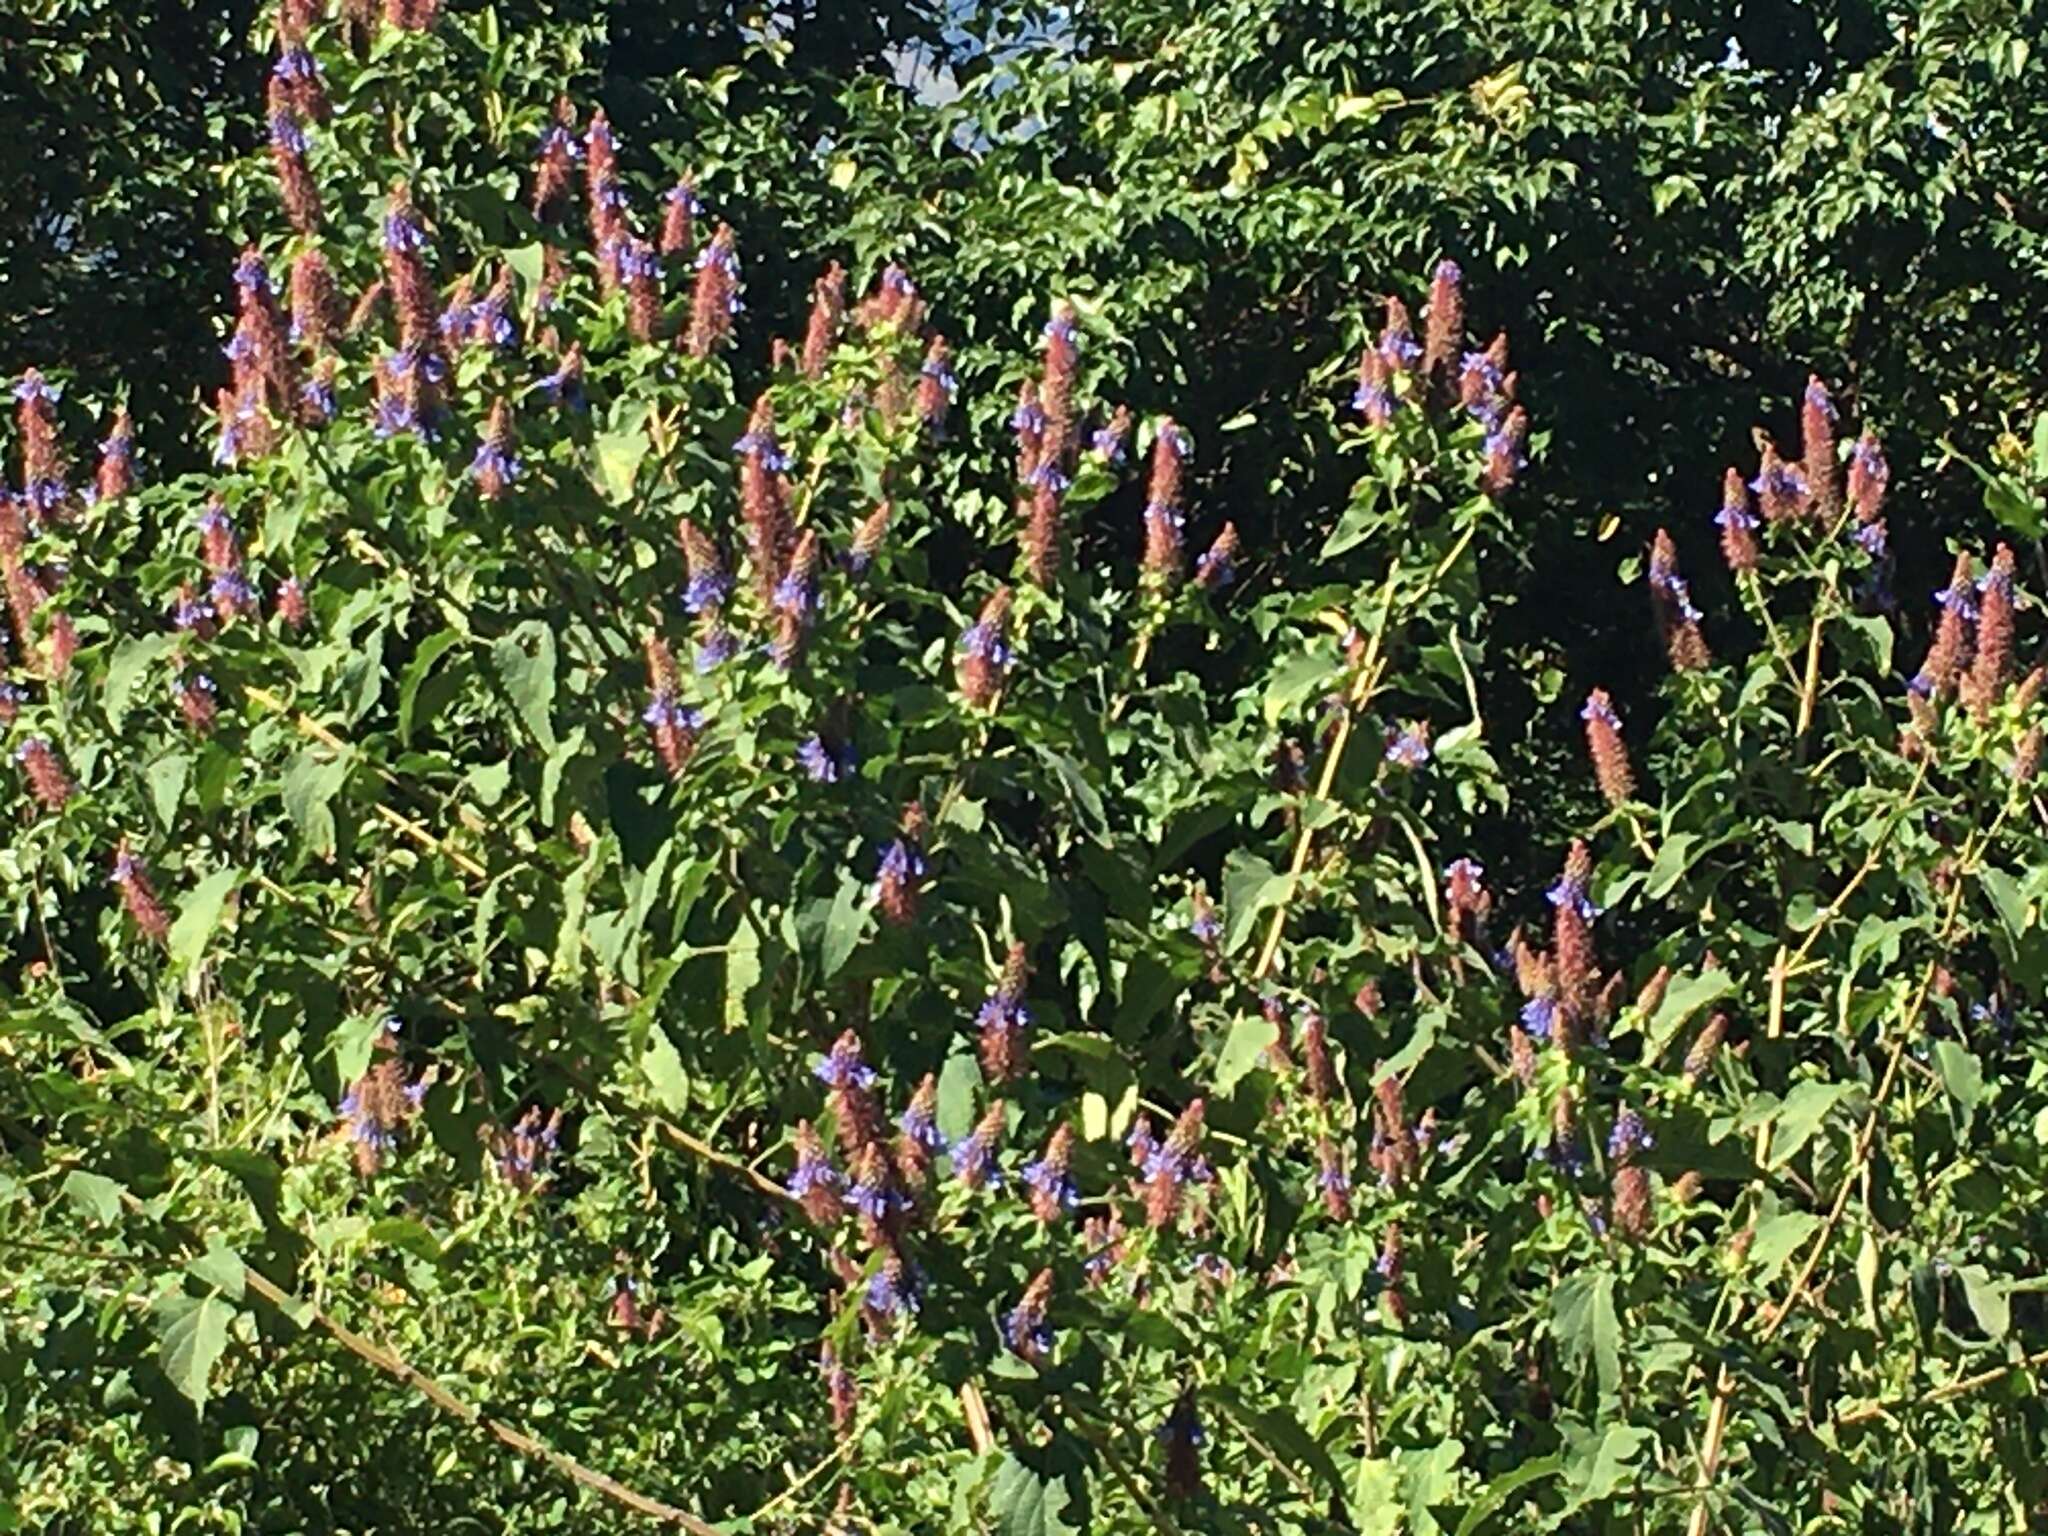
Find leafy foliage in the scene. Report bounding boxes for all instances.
[4,3,2048,1534]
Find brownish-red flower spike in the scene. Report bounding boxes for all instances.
[1648,529,1710,671]
[1963,544,2016,717]
[801,261,846,378]
[1801,375,1839,517]
[685,225,740,357]
[112,842,170,943]
[958,586,1013,709]
[1717,467,1760,573]
[1582,689,1634,806]
[1915,551,1976,702]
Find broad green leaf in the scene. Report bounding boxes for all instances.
[593,426,647,503]
[61,1170,123,1225]
[1766,1080,1848,1168]
[1748,1210,1821,1282]
[1956,1265,2010,1338]
[643,1025,689,1114]
[1552,1268,1620,1399]
[821,875,866,979]
[282,749,349,860]
[1931,1040,1984,1118]
[187,1241,247,1301]
[103,634,174,728]
[158,1295,235,1407]
[169,868,242,973]
[1213,1014,1279,1096]
[491,624,558,751]
[989,1446,1086,1536]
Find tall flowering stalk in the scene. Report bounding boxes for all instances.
[1963,544,2016,716]
[1138,1100,1209,1230]
[735,395,793,602]
[916,336,957,438]
[1549,840,1599,1043]
[15,737,73,814]
[894,1075,941,1189]
[1022,1124,1077,1224]
[685,226,741,356]
[800,262,845,378]
[847,501,891,575]
[1751,436,1808,523]
[268,80,321,233]
[15,370,68,522]
[530,96,579,217]
[1142,419,1190,589]
[1421,259,1464,383]
[875,802,928,927]
[1005,1269,1055,1363]
[1481,405,1528,494]
[854,263,922,333]
[338,1024,432,1176]
[1581,689,1633,805]
[1315,1137,1352,1221]
[660,179,700,257]
[289,248,338,352]
[642,636,703,778]
[1913,552,1976,701]
[1801,376,1838,517]
[950,1102,1006,1190]
[977,943,1032,1083]
[1715,467,1760,573]
[788,1121,845,1226]
[1193,522,1239,591]
[1037,303,1080,472]
[957,587,1013,709]
[111,842,170,944]
[771,529,820,671]
[1847,433,1889,523]
[1647,529,1709,671]
[470,399,518,498]
[93,409,135,503]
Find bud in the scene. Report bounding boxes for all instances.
[875,802,928,927]
[530,96,578,218]
[2017,725,2042,784]
[1022,1124,1077,1224]
[1683,1012,1727,1084]
[659,178,700,256]
[916,336,957,439]
[977,942,1033,1083]
[469,399,519,499]
[1846,433,1889,523]
[1611,1164,1651,1239]
[1481,405,1528,494]
[894,1074,941,1188]
[848,501,891,575]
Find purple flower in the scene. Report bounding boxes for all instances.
[1804,378,1836,422]
[641,694,704,733]
[210,570,259,614]
[1010,399,1047,436]
[1090,424,1126,462]
[1028,462,1071,493]
[1385,730,1430,769]
[470,440,519,488]
[1189,908,1222,944]
[1935,582,1980,621]
[1459,349,1504,396]
[813,1035,877,1092]
[798,736,854,783]
[732,430,793,474]
[1714,501,1758,532]
[1853,522,1887,557]
[899,1098,943,1150]
[1021,1157,1077,1213]
[1580,693,1620,728]
[682,570,730,616]
[772,572,815,618]
[694,629,736,673]
[864,1264,919,1318]
[12,375,59,405]
[1520,996,1557,1040]
[1004,1304,1053,1359]
[1608,1109,1653,1160]
[273,46,319,82]
[843,1168,901,1221]
[666,182,702,214]
[920,354,959,397]
[1545,874,1600,921]
[382,208,427,253]
[295,374,334,422]
[373,395,418,439]
[950,1127,1001,1189]
[1352,381,1394,419]
[1317,1162,1351,1195]
[960,621,1013,668]
[1750,464,1808,501]
[269,113,309,154]
[787,1143,840,1201]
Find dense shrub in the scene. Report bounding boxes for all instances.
[3,4,2046,1534]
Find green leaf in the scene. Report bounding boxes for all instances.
[1956,1265,2010,1338]
[186,1241,247,1302]
[61,1170,123,1225]
[1263,649,1339,724]
[1213,1014,1279,1096]
[551,839,603,982]
[821,875,867,979]
[936,1050,982,1142]
[102,633,173,729]
[282,749,349,860]
[593,426,648,504]
[1766,1080,1848,1169]
[989,1444,1086,1536]
[158,1294,235,1407]
[491,624,558,751]
[1748,1210,1821,1282]
[1552,1268,1620,1399]
[1644,832,1700,899]
[1451,1455,1563,1536]
[1931,1040,1984,1117]
[1979,866,2030,942]
[1561,1423,1653,1511]
[643,1025,689,1114]
[169,868,242,973]
[398,629,464,744]
[1222,849,1289,955]
[1647,970,1731,1058]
